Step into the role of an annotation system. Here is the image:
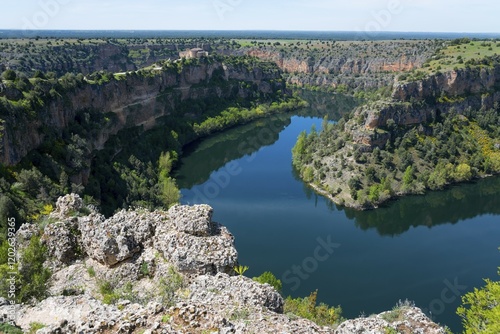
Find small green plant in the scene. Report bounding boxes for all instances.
[0,323,23,334]
[140,261,150,276]
[253,271,282,293]
[40,204,53,215]
[161,314,171,323]
[99,280,120,305]
[384,327,398,334]
[16,235,52,303]
[158,266,185,307]
[29,322,45,334]
[86,266,96,277]
[381,299,415,323]
[234,265,249,276]
[230,308,251,321]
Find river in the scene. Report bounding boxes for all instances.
[174,91,500,332]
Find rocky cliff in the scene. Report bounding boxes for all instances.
[0,194,446,334]
[291,60,500,211]
[351,63,500,148]
[239,41,439,91]
[0,41,209,77]
[0,58,284,166]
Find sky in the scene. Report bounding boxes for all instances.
[0,0,499,33]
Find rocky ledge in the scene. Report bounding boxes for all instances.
[1,194,446,333]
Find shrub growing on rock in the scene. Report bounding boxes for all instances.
[253,271,282,293]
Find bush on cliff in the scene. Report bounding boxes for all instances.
[457,255,500,334]
[0,233,51,303]
[284,290,343,327]
[253,271,283,293]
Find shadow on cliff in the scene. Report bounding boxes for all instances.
[174,91,361,189]
[338,176,500,236]
[175,114,292,189]
[294,90,361,121]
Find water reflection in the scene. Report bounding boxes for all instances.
[175,114,292,189]
[295,90,361,121]
[341,176,500,236]
[175,91,361,189]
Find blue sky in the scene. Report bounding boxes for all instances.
[1,0,499,33]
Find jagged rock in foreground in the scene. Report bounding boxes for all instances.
[335,306,447,334]
[0,195,447,333]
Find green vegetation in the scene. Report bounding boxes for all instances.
[284,290,343,327]
[0,50,301,219]
[96,265,185,306]
[251,271,342,327]
[194,98,306,137]
[234,265,249,276]
[158,151,181,208]
[293,98,500,209]
[380,299,415,323]
[457,252,500,334]
[99,280,121,305]
[253,271,283,292]
[0,323,24,334]
[158,266,185,307]
[424,39,500,73]
[28,322,46,334]
[0,234,51,303]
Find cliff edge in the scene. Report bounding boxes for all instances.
[0,194,446,333]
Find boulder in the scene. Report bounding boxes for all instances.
[189,273,284,313]
[334,306,447,334]
[168,204,213,237]
[50,193,84,220]
[42,219,81,269]
[155,220,238,276]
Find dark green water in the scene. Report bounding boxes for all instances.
[174,92,500,332]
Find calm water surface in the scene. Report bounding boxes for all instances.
[174,93,500,332]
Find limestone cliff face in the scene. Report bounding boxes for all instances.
[247,49,419,76]
[0,60,284,166]
[244,47,428,92]
[392,65,500,102]
[350,64,500,147]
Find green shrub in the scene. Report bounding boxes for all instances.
[99,280,120,305]
[158,267,185,307]
[253,271,282,293]
[86,266,96,277]
[2,69,16,81]
[15,235,51,303]
[457,265,500,334]
[0,323,23,334]
[284,290,343,327]
[29,322,45,333]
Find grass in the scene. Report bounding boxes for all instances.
[0,323,23,334]
[86,266,96,277]
[28,322,45,334]
[424,40,500,73]
[380,299,415,323]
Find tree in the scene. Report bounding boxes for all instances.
[2,69,16,81]
[457,258,500,334]
[158,152,180,208]
[402,165,414,187]
[454,163,472,182]
[292,131,307,167]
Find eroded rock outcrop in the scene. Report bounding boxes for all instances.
[0,194,446,333]
[346,62,500,149]
[335,306,446,334]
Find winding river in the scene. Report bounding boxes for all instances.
[174,91,500,332]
